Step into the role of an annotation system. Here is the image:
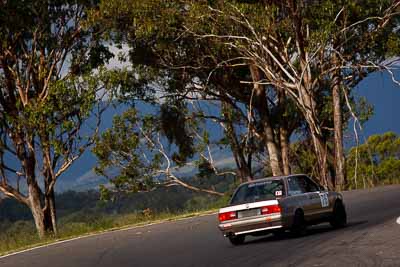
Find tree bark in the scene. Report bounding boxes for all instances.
[292,85,330,187]
[250,65,283,176]
[171,177,224,196]
[280,126,291,175]
[49,193,57,235]
[287,0,330,186]
[28,182,47,239]
[310,130,330,188]
[42,135,58,235]
[44,188,58,236]
[27,176,55,238]
[332,55,346,191]
[17,137,55,239]
[278,90,291,175]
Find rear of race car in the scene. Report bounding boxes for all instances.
[218,178,287,238]
[218,199,283,237]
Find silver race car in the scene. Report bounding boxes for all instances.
[218,174,347,245]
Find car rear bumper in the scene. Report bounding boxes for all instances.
[218,213,283,236]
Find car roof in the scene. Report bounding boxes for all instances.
[238,174,307,187]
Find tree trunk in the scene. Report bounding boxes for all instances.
[22,143,53,239]
[289,3,330,186]
[44,167,58,236]
[28,182,47,239]
[49,193,57,235]
[290,85,330,187]
[250,65,283,176]
[310,130,330,188]
[297,90,330,187]
[44,189,58,236]
[280,126,291,175]
[26,158,55,238]
[28,182,56,239]
[278,90,291,175]
[263,118,283,176]
[332,56,346,191]
[42,138,58,235]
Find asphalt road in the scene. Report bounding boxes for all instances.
[1,185,400,267]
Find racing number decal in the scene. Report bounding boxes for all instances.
[319,192,329,208]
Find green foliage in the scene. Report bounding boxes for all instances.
[160,100,195,164]
[289,139,319,177]
[347,132,400,189]
[93,108,159,197]
[196,157,215,178]
[93,100,232,199]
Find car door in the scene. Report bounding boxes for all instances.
[301,175,331,217]
[286,176,317,221]
[294,176,323,220]
[310,178,332,214]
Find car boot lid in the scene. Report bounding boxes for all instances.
[219,199,279,213]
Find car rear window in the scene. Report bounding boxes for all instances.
[230,179,285,205]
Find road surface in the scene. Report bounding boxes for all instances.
[1,185,400,267]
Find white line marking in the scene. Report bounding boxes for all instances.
[0,211,218,260]
[397,216,400,225]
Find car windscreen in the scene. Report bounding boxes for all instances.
[230,180,285,205]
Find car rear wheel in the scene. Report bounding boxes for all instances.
[330,201,347,228]
[228,234,245,245]
[290,209,307,237]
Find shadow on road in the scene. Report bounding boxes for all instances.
[244,220,368,245]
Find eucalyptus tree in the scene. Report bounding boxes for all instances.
[0,0,122,238]
[300,0,400,188]
[94,0,303,183]
[180,0,400,189]
[96,0,399,190]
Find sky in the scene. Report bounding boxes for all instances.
[354,70,400,140]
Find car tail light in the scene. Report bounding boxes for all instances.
[261,204,281,215]
[218,211,237,222]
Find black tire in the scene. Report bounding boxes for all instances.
[290,209,307,237]
[330,200,347,228]
[228,235,245,245]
